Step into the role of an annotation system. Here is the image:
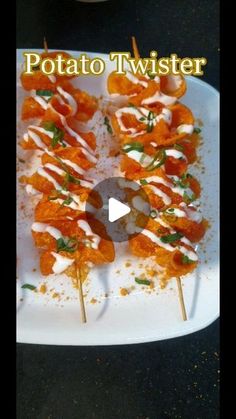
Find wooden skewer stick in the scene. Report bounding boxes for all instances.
[131,36,140,59]
[43,37,48,54]
[176,277,187,321]
[76,262,87,323]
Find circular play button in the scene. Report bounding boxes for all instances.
[85,177,151,242]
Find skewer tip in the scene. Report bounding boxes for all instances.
[76,263,87,323]
[131,36,140,59]
[43,37,48,54]
[176,277,187,321]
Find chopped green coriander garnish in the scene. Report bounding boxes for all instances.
[147,70,155,80]
[181,173,193,180]
[61,196,73,206]
[174,143,184,151]
[104,116,113,134]
[42,121,57,132]
[194,127,201,134]
[182,255,195,264]
[21,284,36,291]
[135,277,151,286]
[173,179,189,189]
[160,232,183,243]
[145,149,166,171]
[123,142,144,153]
[36,89,53,98]
[62,173,81,190]
[183,191,196,204]
[56,237,78,253]
[42,121,66,148]
[146,111,155,133]
[140,179,148,185]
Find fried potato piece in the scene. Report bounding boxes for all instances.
[37,218,115,276]
[20,51,74,91]
[107,71,144,96]
[21,79,98,122]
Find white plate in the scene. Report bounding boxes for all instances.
[17,49,219,345]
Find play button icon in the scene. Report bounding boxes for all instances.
[85,177,151,243]
[108,198,131,222]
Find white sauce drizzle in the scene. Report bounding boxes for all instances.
[115,107,145,134]
[25,185,39,195]
[47,103,96,158]
[77,220,101,249]
[142,91,177,106]
[60,158,85,175]
[53,198,86,211]
[48,75,56,83]
[28,126,54,139]
[28,103,97,164]
[138,176,172,188]
[32,222,62,240]
[165,75,182,91]
[45,150,85,176]
[137,227,197,260]
[44,163,65,176]
[138,228,175,252]
[165,208,186,218]
[143,74,161,83]
[40,163,93,190]
[124,150,152,166]
[59,113,95,154]
[125,72,148,88]
[51,252,74,274]
[28,130,46,149]
[130,130,146,138]
[144,184,171,205]
[176,124,194,135]
[177,246,198,261]
[57,86,78,116]
[37,167,61,190]
[116,107,172,136]
[165,149,187,161]
[31,94,48,110]
[155,217,170,229]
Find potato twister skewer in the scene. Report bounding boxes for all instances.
[107,37,207,320]
[19,44,115,322]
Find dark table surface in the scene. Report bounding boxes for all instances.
[17,0,219,418]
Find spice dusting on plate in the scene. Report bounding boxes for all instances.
[90,298,97,304]
[120,288,129,296]
[125,262,132,267]
[39,284,47,294]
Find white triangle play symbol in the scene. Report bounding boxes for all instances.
[108,197,131,222]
